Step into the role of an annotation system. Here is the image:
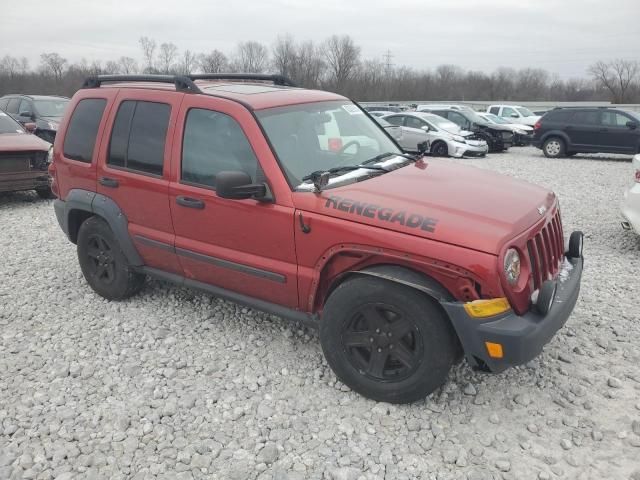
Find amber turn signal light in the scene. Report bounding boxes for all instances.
[464,297,511,318]
[485,342,504,359]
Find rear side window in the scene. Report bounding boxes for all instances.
[385,116,404,126]
[63,99,107,163]
[544,110,573,122]
[107,100,170,176]
[573,110,599,125]
[489,107,499,115]
[6,98,20,114]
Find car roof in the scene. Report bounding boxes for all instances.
[0,94,70,100]
[95,80,346,111]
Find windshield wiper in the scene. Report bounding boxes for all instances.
[302,164,388,182]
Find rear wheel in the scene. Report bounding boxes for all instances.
[543,137,565,158]
[320,276,457,404]
[77,216,145,300]
[430,141,448,157]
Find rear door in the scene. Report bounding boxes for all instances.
[568,110,600,150]
[95,89,183,274]
[168,96,299,308]
[598,110,638,153]
[386,114,426,151]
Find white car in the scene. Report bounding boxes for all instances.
[621,154,640,234]
[383,112,488,158]
[487,105,541,126]
[368,110,394,117]
[416,104,469,112]
[478,113,533,146]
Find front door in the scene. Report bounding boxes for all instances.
[598,110,638,154]
[168,99,299,308]
[95,90,183,274]
[567,110,600,150]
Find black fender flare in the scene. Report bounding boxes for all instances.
[342,264,455,303]
[54,188,143,266]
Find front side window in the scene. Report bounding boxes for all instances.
[18,99,33,116]
[384,115,404,126]
[516,107,534,117]
[405,116,425,130]
[107,100,170,176]
[447,111,468,128]
[181,108,259,189]
[601,111,631,127]
[63,98,107,163]
[256,101,401,187]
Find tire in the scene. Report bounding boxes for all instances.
[35,186,55,199]
[430,141,448,157]
[542,137,565,158]
[77,216,145,300]
[320,276,457,404]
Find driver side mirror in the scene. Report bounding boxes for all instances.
[626,120,638,130]
[420,125,430,132]
[216,171,267,200]
[24,122,37,133]
[510,113,519,118]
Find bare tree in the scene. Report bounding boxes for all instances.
[104,60,120,74]
[589,59,640,103]
[322,35,360,89]
[158,42,178,74]
[272,35,297,78]
[118,56,138,74]
[232,41,269,73]
[0,56,20,77]
[178,50,198,75]
[39,53,68,81]
[139,36,157,73]
[199,50,228,73]
[294,41,325,88]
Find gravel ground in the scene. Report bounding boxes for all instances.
[1,146,639,480]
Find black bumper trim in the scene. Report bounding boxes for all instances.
[443,255,583,373]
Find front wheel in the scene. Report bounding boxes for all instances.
[320,276,457,403]
[77,216,146,300]
[543,137,565,158]
[430,141,448,157]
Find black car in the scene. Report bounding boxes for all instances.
[532,107,640,158]
[0,94,70,143]
[427,107,513,152]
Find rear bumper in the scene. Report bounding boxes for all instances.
[443,255,583,373]
[0,171,50,193]
[621,183,640,234]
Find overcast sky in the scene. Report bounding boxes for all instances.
[2,0,639,78]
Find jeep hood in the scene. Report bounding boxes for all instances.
[293,158,556,255]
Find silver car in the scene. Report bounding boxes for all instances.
[383,112,488,157]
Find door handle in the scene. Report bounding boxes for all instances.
[176,196,205,209]
[99,176,119,188]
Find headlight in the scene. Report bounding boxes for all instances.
[504,248,521,286]
[453,135,466,143]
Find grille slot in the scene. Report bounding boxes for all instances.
[0,154,31,173]
[526,210,564,290]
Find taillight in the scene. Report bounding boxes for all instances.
[533,120,541,131]
[635,169,640,183]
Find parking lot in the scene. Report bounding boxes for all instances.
[1,146,639,480]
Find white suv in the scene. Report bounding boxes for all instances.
[487,105,541,127]
[622,154,640,234]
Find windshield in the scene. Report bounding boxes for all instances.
[0,112,24,134]
[516,107,535,117]
[464,110,488,125]
[34,98,68,117]
[256,101,402,187]
[485,113,510,125]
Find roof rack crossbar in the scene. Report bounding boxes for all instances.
[82,75,201,93]
[188,73,297,87]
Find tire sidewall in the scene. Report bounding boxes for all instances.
[320,276,456,403]
[543,137,565,158]
[431,141,448,157]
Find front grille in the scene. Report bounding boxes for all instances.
[0,151,48,173]
[526,209,564,290]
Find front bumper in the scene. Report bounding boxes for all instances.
[621,182,640,234]
[443,254,583,373]
[451,140,488,158]
[0,171,50,193]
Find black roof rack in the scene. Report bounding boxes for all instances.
[81,73,297,93]
[552,106,610,110]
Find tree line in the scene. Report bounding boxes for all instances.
[1,35,639,103]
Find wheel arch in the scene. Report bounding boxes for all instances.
[541,130,571,149]
[56,188,143,266]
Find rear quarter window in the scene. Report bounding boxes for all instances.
[543,110,574,123]
[63,99,107,163]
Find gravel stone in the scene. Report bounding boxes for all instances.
[1,147,639,478]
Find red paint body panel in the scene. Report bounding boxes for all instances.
[0,132,50,152]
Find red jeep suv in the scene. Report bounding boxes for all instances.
[50,74,584,403]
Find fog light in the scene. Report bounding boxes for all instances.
[464,298,511,318]
[485,342,504,359]
[536,280,557,315]
[567,231,583,259]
